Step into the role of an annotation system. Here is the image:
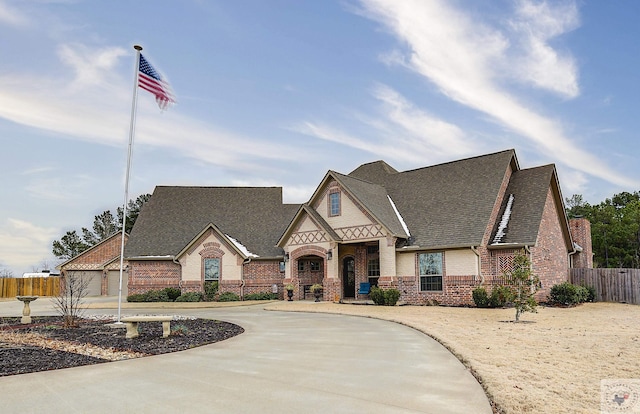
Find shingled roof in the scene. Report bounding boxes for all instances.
[349,150,518,248]
[489,164,572,249]
[125,186,299,259]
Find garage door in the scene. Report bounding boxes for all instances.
[107,270,128,297]
[78,271,102,296]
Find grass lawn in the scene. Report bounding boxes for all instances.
[266,301,640,413]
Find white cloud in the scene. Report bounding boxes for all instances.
[291,85,476,166]
[0,0,29,26]
[508,0,580,97]
[0,44,296,176]
[0,218,59,274]
[357,0,637,188]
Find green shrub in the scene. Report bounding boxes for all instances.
[472,287,489,308]
[549,282,587,305]
[218,292,240,302]
[126,293,147,302]
[581,284,597,302]
[144,289,170,302]
[175,291,203,302]
[383,289,401,306]
[204,281,219,301]
[489,285,513,308]
[244,292,278,300]
[163,287,182,301]
[370,286,385,305]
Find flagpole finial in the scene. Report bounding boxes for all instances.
[134,45,143,51]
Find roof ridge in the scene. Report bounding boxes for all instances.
[398,149,515,174]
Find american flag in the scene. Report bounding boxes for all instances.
[138,54,176,110]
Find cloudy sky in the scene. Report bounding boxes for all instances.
[1,0,638,275]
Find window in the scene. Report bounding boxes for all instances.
[298,261,305,272]
[419,252,443,291]
[310,261,320,271]
[368,258,380,277]
[329,191,341,216]
[204,258,220,282]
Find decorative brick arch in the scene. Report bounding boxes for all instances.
[290,245,329,261]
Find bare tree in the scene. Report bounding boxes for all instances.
[51,272,91,328]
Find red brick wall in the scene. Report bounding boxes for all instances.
[128,260,181,295]
[530,189,570,300]
[238,260,285,299]
[569,218,593,268]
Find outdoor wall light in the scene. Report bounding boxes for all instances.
[327,250,332,260]
[284,253,289,262]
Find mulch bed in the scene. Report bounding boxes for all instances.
[0,316,243,377]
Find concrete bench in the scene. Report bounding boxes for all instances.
[121,315,173,339]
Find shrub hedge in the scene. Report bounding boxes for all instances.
[548,282,595,306]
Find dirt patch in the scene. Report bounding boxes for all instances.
[0,316,243,377]
[265,301,640,414]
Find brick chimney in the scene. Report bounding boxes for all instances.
[569,218,593,268]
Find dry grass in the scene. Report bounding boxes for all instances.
[265,301,640,413]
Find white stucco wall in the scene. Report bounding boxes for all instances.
[180,233,242,282]
[444,249,478,275]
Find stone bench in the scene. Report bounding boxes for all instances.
[121,315,173,339]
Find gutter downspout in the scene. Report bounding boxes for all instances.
[241,257,251,299]
[471,246,484,285]
[172,257,184,290]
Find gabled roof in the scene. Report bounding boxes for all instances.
[277,204,342,247]
[490,165,573,250]
[175,222,257,260]
[57,231,127,270]
[331,172,408,238]
[125,186,299,259]
[349,149,518,248]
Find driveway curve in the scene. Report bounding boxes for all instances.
[0,301,491,413]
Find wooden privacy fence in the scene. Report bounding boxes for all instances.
[0,277,60,298]
[570,268,640,305]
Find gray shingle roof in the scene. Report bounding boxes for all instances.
[490,165,558,246]
[125,186,299,258]
[349,150,517,248]
[332,172,408,238]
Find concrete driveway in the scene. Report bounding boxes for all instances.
[0,298,491,413]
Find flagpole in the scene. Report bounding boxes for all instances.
[117,45,143,323]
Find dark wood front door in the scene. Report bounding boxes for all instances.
[343,257,355,297]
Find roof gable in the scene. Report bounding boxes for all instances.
[57,231,127,270]
[490,165,573,250]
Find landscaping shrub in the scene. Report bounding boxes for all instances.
[581,284,597,302]
[126,293,147,302]
[383,288,401,306]
[143,289,170,302]
[163,287,182,301]
[175,292,203,302]
[218,292,240,302]
[204,281,219,301]
[489,285,513,308]
[549,282,590,306]
[472,287,490,308]
[243,292,278,300]
[370,286,385,305]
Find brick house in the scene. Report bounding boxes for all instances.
[124,149,590,305]
[57,231,128,296]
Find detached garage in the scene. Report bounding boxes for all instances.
[57,232,128,297]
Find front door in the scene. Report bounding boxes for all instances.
[343,257,355,297]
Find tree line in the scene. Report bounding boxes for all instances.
[566,191,640,268]
[52,194,151,260]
